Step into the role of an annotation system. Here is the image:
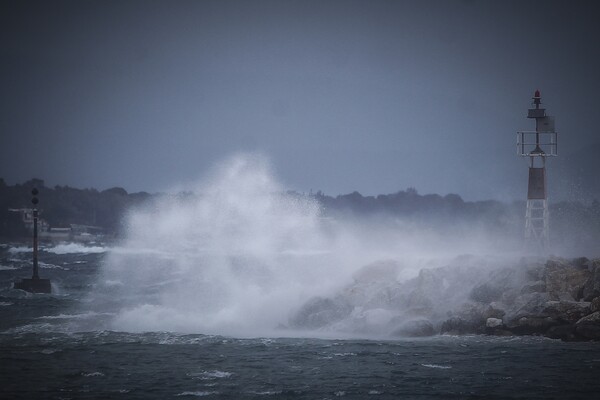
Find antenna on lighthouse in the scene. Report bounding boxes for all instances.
[517,90,558,253]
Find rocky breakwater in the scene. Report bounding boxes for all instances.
[289,256,600,341]
[458,257,600,341]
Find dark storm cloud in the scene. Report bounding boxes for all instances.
[1,0,599,200]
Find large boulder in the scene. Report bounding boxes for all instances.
[575,311,600,340]
[520,280,546,294]
[482,302,507,319]
[590,297,600,313]
[470,268,519,303]
[506,316,558,334]
[544,259,590,301]
[583,260,600,301]
[523,261,546,281]
[506,292,551,320]
[576,311,600,324]
[341,260,406,310]
[440,302,487,334]
[502,292,562,334]
[543,300,591,323]
[486,318,503,328]
[470,283,503,303]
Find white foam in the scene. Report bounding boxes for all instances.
[46,243,108,254]
[188,370,232,380]
[7,246,31,253]
[333,352,357,357]
[0,265,19,270]
[39,261,68,270]
[421,364,452,369]
[176,391,218,397]
[250,391,282,396]
[38,312,113,320]
[82,372,105,377]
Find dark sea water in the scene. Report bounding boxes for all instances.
[1,243,600,400]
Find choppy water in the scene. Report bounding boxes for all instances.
[1,243,600,399]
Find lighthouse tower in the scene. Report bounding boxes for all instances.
[517,90,558,253]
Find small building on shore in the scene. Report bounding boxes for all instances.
[7,208,105,242]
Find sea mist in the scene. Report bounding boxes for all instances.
[87,154,522,337]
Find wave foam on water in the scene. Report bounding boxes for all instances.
[7,246,31,253]
[421,364,452,369]
[188,370,232,380]
[45,243,108,254]
[37,312,114,320]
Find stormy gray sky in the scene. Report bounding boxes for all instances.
[1,0,599,201]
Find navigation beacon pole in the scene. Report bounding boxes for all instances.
[14,188,51,293]
[517,90,558,254]
[32,189,40,279]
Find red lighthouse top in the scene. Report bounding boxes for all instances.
[532,90,542,108]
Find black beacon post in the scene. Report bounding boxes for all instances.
[14,188,51,293]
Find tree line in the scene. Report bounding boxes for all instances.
[1,178,599,254]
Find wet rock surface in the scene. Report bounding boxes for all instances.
[290,256,600,341]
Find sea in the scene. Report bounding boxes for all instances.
[1,242,600,400]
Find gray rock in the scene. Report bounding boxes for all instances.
[543,300,591,323]
[470,283,503,303]
[556,292,576,301]
[501,288,520,306]
[583,260,600,301]
[520,280,546,294]
[524,262,545,281]
[575,311,600,339]
[572,257,590,269]
[590,297,600,313]
[544,258,590,301]
[506,292,551,320]
[483,302,506,319]
[576,311,600,325]
[471,268,519,304]
[486,318,503,328]
[505,316,558,334]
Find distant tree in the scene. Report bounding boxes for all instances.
[101,187,128,196]
[23,178,45,188]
